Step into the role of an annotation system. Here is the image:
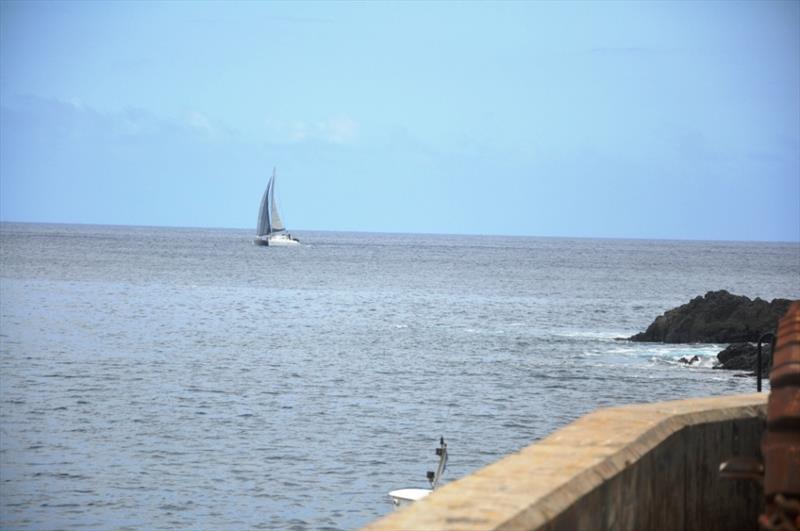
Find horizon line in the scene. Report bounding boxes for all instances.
[1,219,798,246]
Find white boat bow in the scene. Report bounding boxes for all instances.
[388,488,431,508]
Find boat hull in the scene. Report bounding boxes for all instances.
[253,234,300,246]
[388,488,431,509]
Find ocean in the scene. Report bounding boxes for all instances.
[1,223,798,530]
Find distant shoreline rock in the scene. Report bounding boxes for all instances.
[629,290,791,344]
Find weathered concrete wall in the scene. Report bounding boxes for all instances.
[363,393,766,531]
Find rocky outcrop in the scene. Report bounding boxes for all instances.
[630,290,792,343]
[714,342,772,373]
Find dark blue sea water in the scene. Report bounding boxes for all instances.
[1,223,798,530]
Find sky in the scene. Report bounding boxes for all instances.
[1,1,798,241]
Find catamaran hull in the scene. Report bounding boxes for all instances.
[253,235,300,246]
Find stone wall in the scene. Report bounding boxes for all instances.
[363,393,766,531]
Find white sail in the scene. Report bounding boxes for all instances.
[270,170,285,232]
[256,176,272,236]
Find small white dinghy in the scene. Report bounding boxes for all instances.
[389,437,448,509]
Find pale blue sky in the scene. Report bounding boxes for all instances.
[1,0,798,241]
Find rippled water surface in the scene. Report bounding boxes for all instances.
[1,224,798,529]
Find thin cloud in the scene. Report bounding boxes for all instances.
[1,95,232,143]
[317,116,358,145]
[184,110,234,139]
[265,115,359,145]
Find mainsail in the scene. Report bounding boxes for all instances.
[256,167,287,236]
[270,172,285,232]
[256,176,272,236]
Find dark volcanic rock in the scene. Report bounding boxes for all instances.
[714,342,772,372]
[629,290,792,343]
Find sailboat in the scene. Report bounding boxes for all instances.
[254,167,300,246]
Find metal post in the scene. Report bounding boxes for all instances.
[757,332,775,392]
